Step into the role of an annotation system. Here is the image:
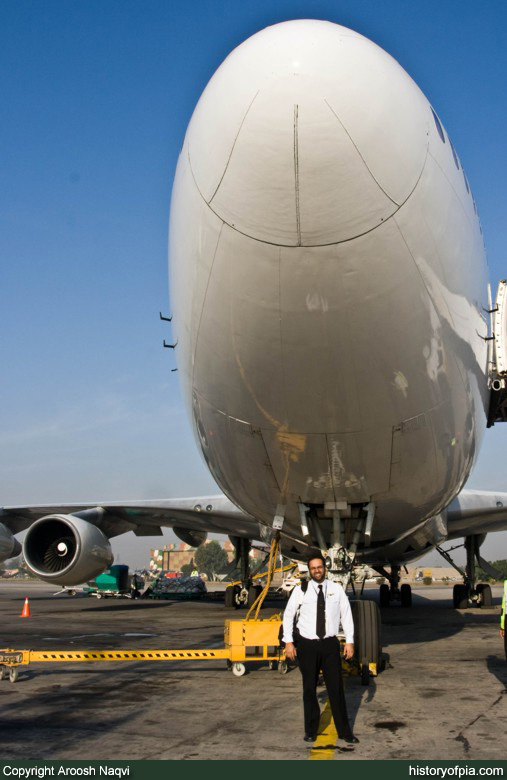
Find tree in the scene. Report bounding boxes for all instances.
[195,541,228,580]
[476,566,494,583]
[181,561,194,576]
[491,560,507,580]
[476,560,507,582]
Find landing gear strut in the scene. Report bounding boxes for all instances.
[224,538,261,609]
[375,565,412,608]
[437,535,494,608]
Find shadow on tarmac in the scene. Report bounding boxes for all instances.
[486,654,507,689]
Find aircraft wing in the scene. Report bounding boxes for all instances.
[3,488,507,564]
[446,489,507,538]
[0,495,262,541]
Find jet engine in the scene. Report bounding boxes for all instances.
[173,527,207,547]
[23,514,113,585]
[0,523,22,562]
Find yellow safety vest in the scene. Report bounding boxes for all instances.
[502,580,507,631]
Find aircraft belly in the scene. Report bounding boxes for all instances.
[260,428,391,505]
[174,156,485,535]
[192,217,451,427]
[190,394,282,525]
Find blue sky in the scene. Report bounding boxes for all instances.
[2,0,507,567]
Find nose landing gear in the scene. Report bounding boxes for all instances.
[224,538,268,609]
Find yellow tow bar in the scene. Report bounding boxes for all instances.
[0,616,290,682]
[0,618,362,683]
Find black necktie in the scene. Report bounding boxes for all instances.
[316,585,325,639]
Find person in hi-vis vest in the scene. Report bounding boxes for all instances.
[501,580,507,661]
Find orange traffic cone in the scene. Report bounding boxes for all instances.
[20,597,31,618]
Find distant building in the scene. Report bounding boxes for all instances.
[149,540,262,572]
[404,567,458,582]
[147,549,459,582]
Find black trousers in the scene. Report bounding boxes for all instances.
[297,635,352,738]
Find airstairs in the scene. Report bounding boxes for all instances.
[487,279,507,426]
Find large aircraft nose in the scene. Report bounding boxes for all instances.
[186,20,429,247]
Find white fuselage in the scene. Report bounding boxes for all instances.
[169,20,489,549]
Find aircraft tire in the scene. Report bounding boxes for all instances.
[224,585,235,608]
[232,585,243,608]
[247,585,261,607]
[351,600,381,677]
[476,583,492,607]
[400,584,412,608]
[453,584,468,609]
[379,583,390,608]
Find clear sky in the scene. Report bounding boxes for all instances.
[1,0,507,568]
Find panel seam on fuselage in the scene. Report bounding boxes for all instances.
[277,246,290,430]
[191,388,399,437]
[187,135,430,248]
[191,216,225,389]
[323,98,400,207]
[324,434,338,503]
[208,90,260,206]
[293,103,302,246]
[426,149,482,240]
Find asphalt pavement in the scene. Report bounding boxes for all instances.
[0,581,505,761]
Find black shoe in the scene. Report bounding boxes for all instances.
[303,734,317,742]
[343,735,359,744]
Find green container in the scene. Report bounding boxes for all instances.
[95,565,129,592]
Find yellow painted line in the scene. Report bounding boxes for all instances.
[309,700,337,760]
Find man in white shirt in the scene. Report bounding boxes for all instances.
[282,553,358,744]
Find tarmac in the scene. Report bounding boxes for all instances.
[0,581,505,761]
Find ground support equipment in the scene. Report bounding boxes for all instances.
[0,618,369,682]
[0,616,286,682]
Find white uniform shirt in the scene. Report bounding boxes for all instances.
[282,579,354,644]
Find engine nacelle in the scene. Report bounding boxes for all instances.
[23,514,113,585]
[173,527,207,547]
[0,523,22,563]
